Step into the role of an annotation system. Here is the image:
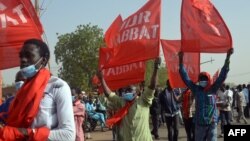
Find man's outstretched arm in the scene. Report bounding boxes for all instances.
[97,71,111,97]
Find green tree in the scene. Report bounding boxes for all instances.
[144,59,168,88]
[54,24,104,90]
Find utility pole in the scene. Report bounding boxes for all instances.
[200,58,215,65]
[35,0,40,17]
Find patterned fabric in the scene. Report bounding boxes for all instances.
[182,90,195,119]
[179,61,229,125]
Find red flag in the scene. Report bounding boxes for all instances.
[0,71,2,104]
[105,15,123,48]
[212,69,220,83]
[99,47,145,91]
[0,0,43,69]
[181,0,232,53]
[92,75,100,86]
[103,0,161,68]
[161,40,200,88]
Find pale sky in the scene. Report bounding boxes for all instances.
[2,0,250,85]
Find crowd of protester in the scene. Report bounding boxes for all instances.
[0,39,249,141]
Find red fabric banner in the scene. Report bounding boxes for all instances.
[103,0,161,68]
[161,40,200,88]
[104,15,123,48]
[0,0,43,69]
[0,71,2,104]
[181,0,232,53]
[212,69,220,83]
[99,47,145,91]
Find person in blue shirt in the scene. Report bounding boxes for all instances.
[178,48,233,141]
[0,71,26,124]
[85,97,106,131]
[159,80,182,141]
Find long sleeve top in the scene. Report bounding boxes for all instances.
[107,88,155,141]
[159,88,180,117]
[31,76,76,141]
[179,61,230,125]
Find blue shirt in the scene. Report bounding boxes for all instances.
[0,96,14,123]
[159,89,180,116]
[242,88,249,103]
[179,62,229,125]
[85,102,96,116]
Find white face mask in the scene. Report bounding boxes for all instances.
[122,92,135,101]
[20,58,43,78]
[199,81,208,87]
[15,81,24,91]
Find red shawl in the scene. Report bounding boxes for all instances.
[0,69,51,140]
[106,100,135,128]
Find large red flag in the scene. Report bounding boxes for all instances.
[0,0,43,69]
[0,71,2,104]
[104,15,123,48]
[161,40,200,88]
[181,0,232,53]
[103,0,161,68]
[212,69,220,83]
[99,47,145,91]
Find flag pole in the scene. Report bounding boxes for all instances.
[35,0,51,70]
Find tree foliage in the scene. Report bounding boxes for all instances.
[145,59,168,88]
[54,24,104,90]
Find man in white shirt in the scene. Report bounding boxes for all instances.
[0,39,75,140]
[225,85,234,121]
[217,85,232,137]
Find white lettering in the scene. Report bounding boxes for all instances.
[106,68,116,76]
[0,3,7,11]
[139,25,150,39]
[151,24,159,38]
[13,4,27,23]
[120,20,127,31]
[0,14,6,28]
[186,66,195,74]
[138,12,144,24]
[0,3,28,29]
[228,129,235,136]
[143,11,151,23]
[228,129,247,136]
[235,129,240,136]
[118,24,159,43]
[127,15,137,27]
[6,16,19,25]
[115,66,123,75]
[120,11,151,31]
[121,30,130,42]
[129,27,139,40]
[241,129,246,136]
[168,64,195,74]
[105,62,143,77]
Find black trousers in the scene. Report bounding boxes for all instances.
[183,117,195,141]
[244,104,250,118]
[220,110,231,134]
[151,114,159,137]
[165,115,179,141]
